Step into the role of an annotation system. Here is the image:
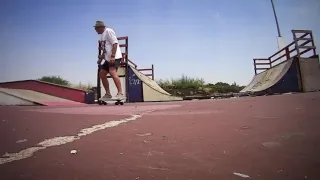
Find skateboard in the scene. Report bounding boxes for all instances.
[97,98,125,105]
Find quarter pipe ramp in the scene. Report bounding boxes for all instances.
[241,29,320,96]
[103,66,183,102]
[127,66,183,102]
[241,56,320,95]
[240,57,301,95]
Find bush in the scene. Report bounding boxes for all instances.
[38,76,71,86]
[71,82,93,92]
[157,75,205,89]
[157,76,245,96]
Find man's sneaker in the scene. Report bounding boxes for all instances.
[112,93,126,100]
[99,93,112,101]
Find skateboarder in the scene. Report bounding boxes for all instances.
[94,20,125,101]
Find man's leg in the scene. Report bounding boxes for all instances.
[99,62,112,100]
[109,59,126,100]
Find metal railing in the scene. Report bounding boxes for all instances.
[117,36,154,79]
[137,65,155,80]
[253,29,317,75]
[117,36,129,66]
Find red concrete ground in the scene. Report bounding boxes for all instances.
[0,92,320,180]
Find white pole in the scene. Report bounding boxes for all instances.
[271,0,286,64]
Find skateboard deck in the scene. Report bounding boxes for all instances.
[97,98,125,105]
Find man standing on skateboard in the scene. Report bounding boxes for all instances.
[94,21,125,101]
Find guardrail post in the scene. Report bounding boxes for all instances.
[292,30,301,57]
[125,38,128,59]
[151,64,154,80]
[285,47,290,60]
[310,32,317,55]
[268,58,272,68]
[253,59,257,75]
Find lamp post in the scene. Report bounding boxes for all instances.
[270,0,282,37]
[270,0,286,63]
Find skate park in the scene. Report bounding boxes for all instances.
[1,29,319,106]
[0,36,183,106]
[1,27,320,179]
[2,0,320,176]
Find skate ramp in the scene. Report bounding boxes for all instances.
[128,66,183,102]
[0,80,92,103]
[240,57,300,94]
[0,88,84,106]
[240,71,266,93]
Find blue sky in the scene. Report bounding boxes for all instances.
[0,0,319,86]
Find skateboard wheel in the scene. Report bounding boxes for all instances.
[98,100,107,105]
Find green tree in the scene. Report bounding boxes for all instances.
[38,76,71,86]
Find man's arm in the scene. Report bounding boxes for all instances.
[110,43,118,58]
[106,29,119,58]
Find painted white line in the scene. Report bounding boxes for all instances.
[0,111,153,165]
[233,172,250,178]
[16,139,28,143]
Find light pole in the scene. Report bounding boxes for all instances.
[271,0,286,63]
[270,0,281,37]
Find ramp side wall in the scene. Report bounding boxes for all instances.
[269,57,301,94]
[299,57,320,92]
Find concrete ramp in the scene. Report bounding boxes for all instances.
[127,66,183,102]
[103,66,183,102]
[0,90,36,106]
[0,88,84,106]
[241,56,320,95]
[0,80,93,104]
[241,29,320,96]
[240,57,301,95]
